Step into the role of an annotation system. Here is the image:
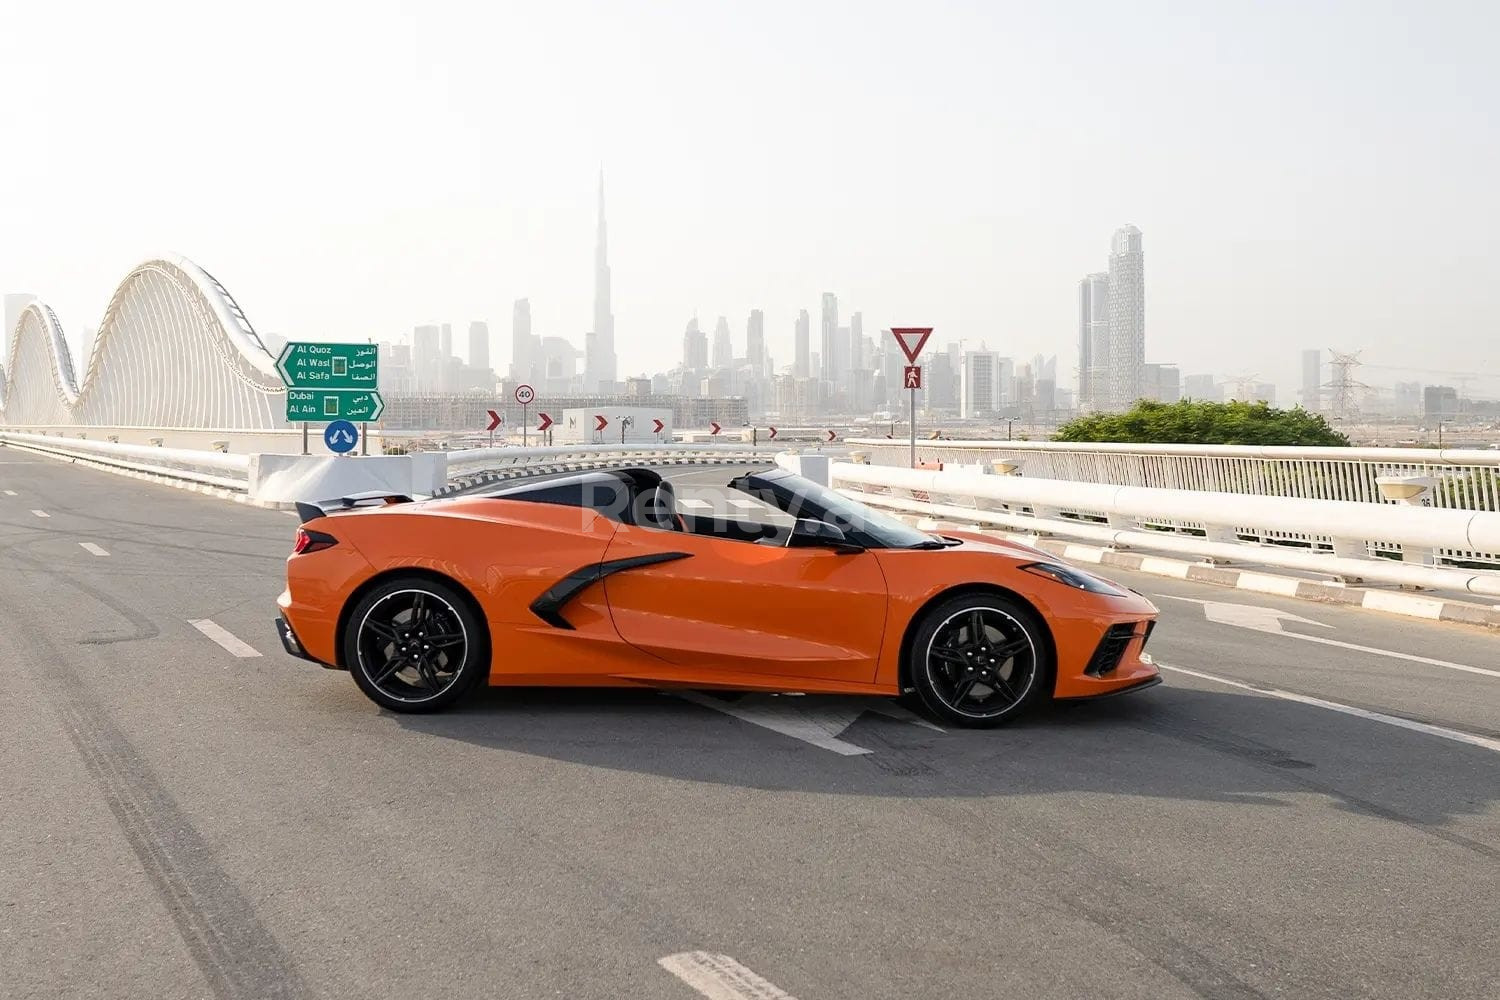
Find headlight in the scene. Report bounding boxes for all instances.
[1019,562,1129,596]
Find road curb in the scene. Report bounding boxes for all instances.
[914,519,1500,630]
[1,444,297,510]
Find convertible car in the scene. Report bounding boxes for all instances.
[275,467,1160,726]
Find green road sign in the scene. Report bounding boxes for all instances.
[285,389,384,423]
[276,342,379,390]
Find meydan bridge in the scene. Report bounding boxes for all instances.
[3,255,1500,601]
[1,255,286,435]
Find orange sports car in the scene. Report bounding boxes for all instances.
[275,467,1160,726]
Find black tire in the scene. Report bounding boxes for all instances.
[343,577,489,713]
[906,593,1053,728]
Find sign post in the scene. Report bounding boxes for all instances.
[514,384,535,447]
[891,328,933,469]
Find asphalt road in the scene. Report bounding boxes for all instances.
[2,453,1497,1000]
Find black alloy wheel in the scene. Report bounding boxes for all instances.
[907,594,1052,727]
[344,578,487,713]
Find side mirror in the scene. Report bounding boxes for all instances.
[789,518,862,552]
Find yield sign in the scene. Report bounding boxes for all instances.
[536,412,554,432]
[652,418,665,433]
[710,421,722,435]
[485,409,502,431]
[891,327,933,364]
[594,414,608,431]
[768,426,778,439]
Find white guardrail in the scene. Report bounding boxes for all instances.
[0,431,252,490]
[827,461,1500,597]
[847,439,1500,512]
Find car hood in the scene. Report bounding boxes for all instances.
[935,528,1057,562]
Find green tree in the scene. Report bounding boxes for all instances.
[1053,399,1351,447]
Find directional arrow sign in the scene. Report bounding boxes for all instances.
[1161,597,1330,633]
[890,327,933,364]
[677,693,942,755]
[537,412,554,432]
[768,426,778,440]
[285,389,383,423]
[826,429,837,442]
[486,409,502,431]
[710,421,722,435]
[594,414,608,432]
[652,418,665,433]
[276,342,379,390]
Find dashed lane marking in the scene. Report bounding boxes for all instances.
[189,619,263,658]
[658,952,801,1000]
[79,542,110,556]
[30,509,49,518]
[1160,662,1500,755]
[4,489,17,495]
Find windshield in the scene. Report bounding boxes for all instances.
[735,470,939,549]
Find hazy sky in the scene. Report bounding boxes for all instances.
[3,0,1498,399]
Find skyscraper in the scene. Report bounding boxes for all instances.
[1106,226,1145,410]
[413,324,441,392]
[711,316,732,369]
[1301,349,1322,411]
[746,310,765,377]
[682,317,708,372]
[585,171,618,392]
[468,321,490,373]
[819,292,838,389]
[1077,272,1109,409]
[794,310,811,378]
[510,299,536,383]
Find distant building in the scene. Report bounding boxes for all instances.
[1106,226,1145,410]
[468,321,490,373]
[746,310,765,378]
[961,350,1006,419]
[1423,385,1459,422]
[1143,363,1181,403]
[1077,272,1109,409]
[711,316,732,370]
[1252,382,1277,406]
[1183,373,1221,401]
[413,324,441,392]
[682,317,708,372]
[510,299,539,385]
[1394,381,1422,416]
[793,310,810,378]
[1300,349,1321,411]
[819,292,838,388]
[584,172,618,392]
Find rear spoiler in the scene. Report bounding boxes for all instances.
[295,491,414,524]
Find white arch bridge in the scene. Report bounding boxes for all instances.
[1,255,286,436]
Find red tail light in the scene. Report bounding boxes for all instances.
[293,528,338,554]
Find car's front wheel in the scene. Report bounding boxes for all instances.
[907,593,1052,727]
[344,578,488,713]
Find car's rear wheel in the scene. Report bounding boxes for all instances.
[344,578,488,713]
[907,593,1052,727]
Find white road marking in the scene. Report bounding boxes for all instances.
[1160,662,1500,754]
[1162,595,1500,680]
[30,509,49,518]
[4,489,17,495]
[678,693,942,755]
[79,542,109,556]
[658,952,800,1000]
[188,619,263,658]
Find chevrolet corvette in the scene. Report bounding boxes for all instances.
[275,466,1160,726]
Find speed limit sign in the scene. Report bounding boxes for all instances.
[514,384,535,405]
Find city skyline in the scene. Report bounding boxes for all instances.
[4,2,1498,407]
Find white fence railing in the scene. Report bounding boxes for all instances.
[0,431,251,490]
[846,439,1500,512]
[827,461,1500,596]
